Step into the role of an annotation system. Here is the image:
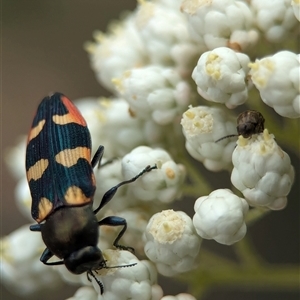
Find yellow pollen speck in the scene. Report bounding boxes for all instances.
[112,78,124,93]
[27,159,49,181]
[165,167,175,179]
[263,128,271,140]
[181,0,213,15]
[184,111,195,119]
[83,41,96,54]
[237,135,248,147]
[37,197,53,222]
[93,30,105,42]
[261,59,275,71]
[207,52,219,62]
[248,62,258,70]
[163,222,172,232]
[99,98,112,108]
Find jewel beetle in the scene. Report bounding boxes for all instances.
[26,92,156,293]
[215,110,265,142]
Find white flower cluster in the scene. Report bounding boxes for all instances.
[3,0,298,299]
[181,105,236,171]
[250,0,298,42]
[1,225,63,296]
[249,51,300,118]
[231,129,295,210]
[181,0,259,51]
[113,66,191,125]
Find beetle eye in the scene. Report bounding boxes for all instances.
[64,246,104,274]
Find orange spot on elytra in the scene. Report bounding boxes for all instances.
[64,186,91,205]
[28,119,46,142]
[52,96,87,126]
[27,159,49,181]
[55,147,91,167]
[37,197,53,222]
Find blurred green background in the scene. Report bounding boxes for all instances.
[1,1,299,300]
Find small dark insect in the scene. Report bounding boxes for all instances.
[215,110,265,142]
[26,92,157,294]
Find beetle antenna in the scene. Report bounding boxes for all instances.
[215,134,238,143]
[87,271,104,294]
[103,262,137,269]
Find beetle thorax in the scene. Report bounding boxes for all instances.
[41,204,99,259]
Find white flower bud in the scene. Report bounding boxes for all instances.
[0,225,62,296]
[251,0,298,42]
[66,287,98,300]
[85,14,147,92]
[113,66,191,125]
[181,0,259,51]
[291,0,300,21]
[193,189,249,245]
[231,129,295,210]
[122,146,186,203]
[134,1,201,74]
[192,47,251,109]
[94,250,163,300]
[144,210,201,277]
[161,294,196,300]
[249,51,300,118]
[181,105,236,171]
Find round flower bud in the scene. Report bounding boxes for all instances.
[122,146,186,203]
[192,47,251,109]
[193,189,249,245]
[113,66,191,125]
[231,129,295,210]
[250,0,298,42]
[181,0,259,51]
[181,105,236,171]
[144,210,201,277]
[94,250,163,300]
[249,51,300,118]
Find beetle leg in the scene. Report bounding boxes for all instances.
[98,216,134,252]
[91,145,104,168]
[40,248,64,266]
[94,164,156,214]
[29,224,43,231]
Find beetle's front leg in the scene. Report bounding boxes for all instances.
[98,216,134,252]
[40,248,64,266]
